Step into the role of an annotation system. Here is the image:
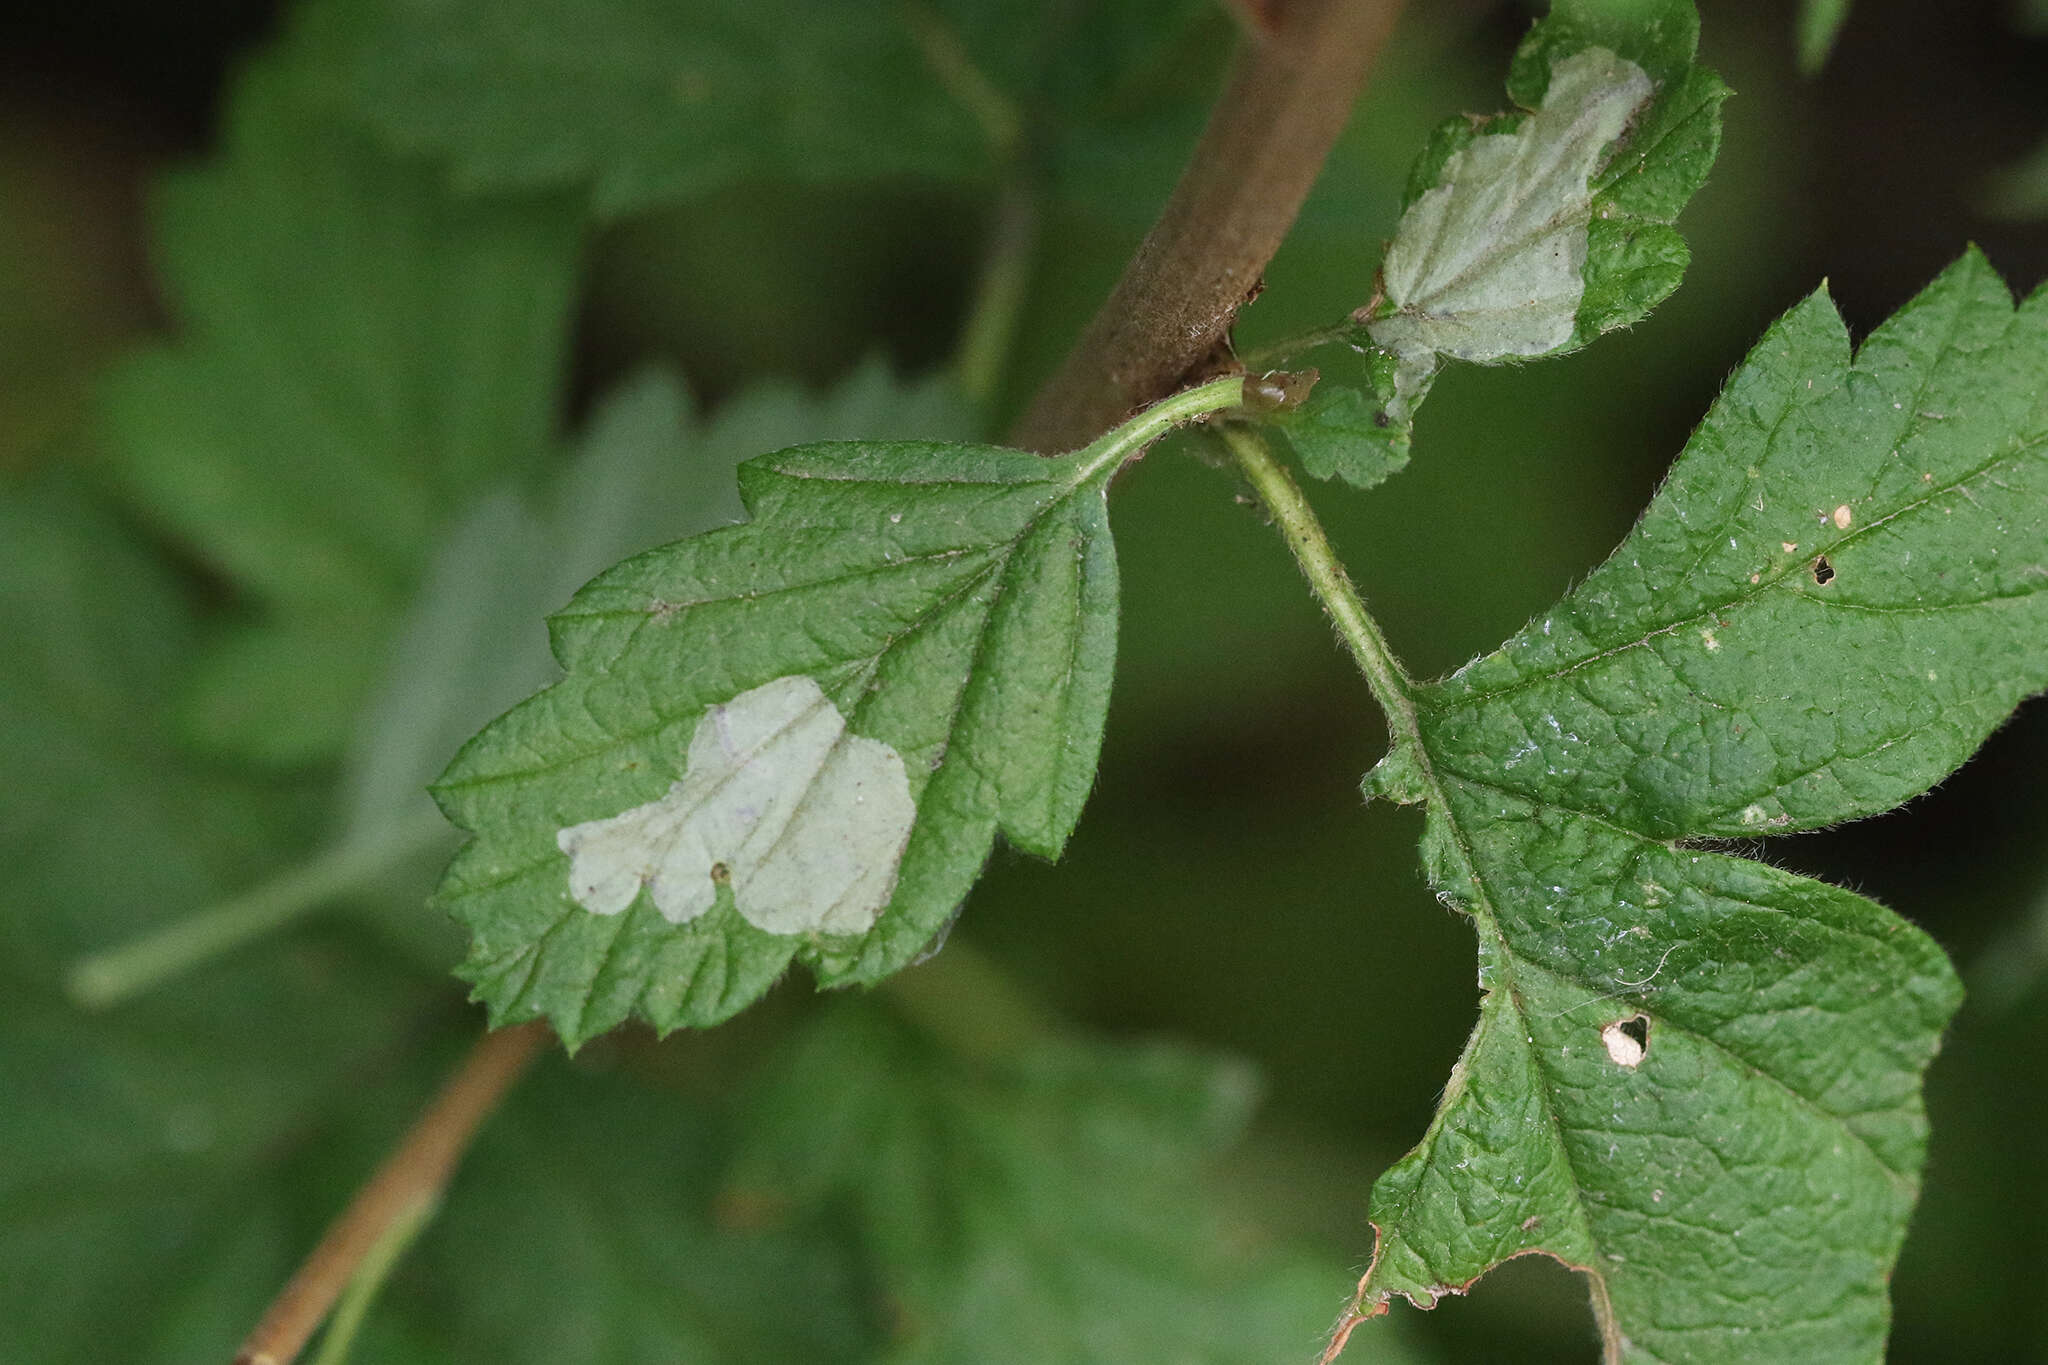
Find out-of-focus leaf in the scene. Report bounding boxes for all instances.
[98,53,581,766]
[0,960,441,1365]
[295,0,1226,220]
[726,1001,1399,1364]
[0,455,895,1365]
[1798,0,1853,74]
[174,610,391,769]
[0,471,435,1364]
[0,472,302,977]
[375,1056,882,1365]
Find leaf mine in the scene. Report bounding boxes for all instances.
[1369,47,1654,373]
[1599,1016,1649,1068]
[556,675,916,937]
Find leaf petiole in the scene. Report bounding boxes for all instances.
[67,807,454,1009]
[1073,373,1248,484]
[1214,422,1415,738]
[954,176,1040,409]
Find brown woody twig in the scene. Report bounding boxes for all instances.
[234,1022,547,1365]
[1009,0,1407,453]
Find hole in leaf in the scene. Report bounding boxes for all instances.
[1373,409,1392,429]
[1812,555,1835,585]
[1600,1014,1650,1068]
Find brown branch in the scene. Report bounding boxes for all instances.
[234,1021,548,1365]
[1008,0,1407,453]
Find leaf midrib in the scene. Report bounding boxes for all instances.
[1424,431,2047,715]
[1362,651,1615,1312]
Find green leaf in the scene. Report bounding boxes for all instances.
[308,372,743,967]
[1372,47,1657,368]
[0,966,444,1365]
[174,609,391,768]
[301,0,984,216]
[1797,0,1853,74]
[339,371,734,855]
[432,384,1230,1046]
[725,1001,1379,1365]
[1335,251,2048,1359]
[1267,0,1726,490]
[345,360,973,859]
[64,371,741,1003]
[1412,251,2048,840]
[81,362,976,998]
[0,465,882,1364]
[0,475,869,1360]
[1257,341,1414,494]
[98,52,580,766]
[436,455,1083,1038]
[0,951,441,1365]
[298,0,1226,221]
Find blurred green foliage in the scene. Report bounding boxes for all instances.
[3,0,2047,1361]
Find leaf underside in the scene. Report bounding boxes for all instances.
[1269,0,1727,491]
[1344,249,2048,1361]
[433,441,1122,1047]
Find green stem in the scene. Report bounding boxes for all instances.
[955,176,1039,411]
[1221,423,1635,1365]
[1074,374,1248,484]
[901,0,1023,154]
[237,1023,544,1365]
[67,808,454,1009]
[307,1194,438,1365]
[1214,422,1416,737]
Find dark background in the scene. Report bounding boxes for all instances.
[6,0,2048,1359]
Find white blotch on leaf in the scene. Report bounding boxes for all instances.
[1601,1018,1648,1069]
[1369,47,1653,396]
[555,675,916,936]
